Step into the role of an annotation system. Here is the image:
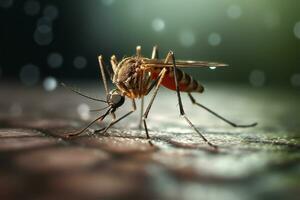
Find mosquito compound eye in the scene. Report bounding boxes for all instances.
[109,93,125,108]
[110,94,122,105]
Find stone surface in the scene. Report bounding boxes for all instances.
[73,136,158,154]
[0,136,58,152]
[0,82,299,200]
[15,146,110,173]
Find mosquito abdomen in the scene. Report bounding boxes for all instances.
[151,68,204,93]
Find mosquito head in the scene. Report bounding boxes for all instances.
[107,89,125,110]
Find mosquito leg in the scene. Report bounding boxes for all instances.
[138,45,159,129]
[188,93,257,128]
[102,112,116,130]
[95,99,137,134]
[97,112,116,136]
[102,58,113,82]
[142,68,167,145]
[66,108,111,138]
[169,51,217,149]
[136,45,142,57]
[139,97,144,129]
[98,55,114,82]
[141,49,170,142]
[98,55,109,96]
[151,45,159,59]
[110,55,118,76]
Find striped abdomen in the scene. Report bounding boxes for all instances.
[151,68,204,93]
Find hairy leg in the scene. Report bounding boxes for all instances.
[168,51,217,149]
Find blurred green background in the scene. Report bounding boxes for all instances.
[1,0,300,89]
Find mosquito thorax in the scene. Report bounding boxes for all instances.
[107,89,125,108]
[114,57,142,84]
[113,57,151,99]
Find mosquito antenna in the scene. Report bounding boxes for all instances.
[89,105,110,112]
[67,108,111,137]
[61,83,107,103]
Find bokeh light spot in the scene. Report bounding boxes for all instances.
[264,11,280,29]
[0,0,13,8]
[43,5,59,21]
[19,64,40,86]
[290,74,300,87]
[43,76,57,91]
[37,24,51,33]
[47,53,63,68]
[24,0,40,16]
[249,70,265,87]
[293,21,300,39]
[10,103,23,117]
[101,0,115,6]
[34,25,53,46]
[74,56,87,69]
[227,5,242,19]
[37,17,52,27]
[179,30,196,47]
[208,33,222,46]
[77,103,90,121]
[152,18,165,32]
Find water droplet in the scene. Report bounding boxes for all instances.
[0,0,13,8]
[249,70,265,87]
[24,0,40,16]
[208,33,222,46]
[101,0,115,6]
[19,64,40,86]
[73,56,87,69]
[293,21,300,39]
[43,76,57,91]
[227,5,242,19]
[43,5,59,21]
[179,30,196,47]
[77,103,90,120]
[152,18,165,32]
[290,74,300,87]
[47,53,63,68]
[209,66,216,70]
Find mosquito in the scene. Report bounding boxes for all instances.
[63,45,257,149]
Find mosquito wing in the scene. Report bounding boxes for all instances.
[143,59,228,68]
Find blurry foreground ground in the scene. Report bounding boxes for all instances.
[0,82,300,200]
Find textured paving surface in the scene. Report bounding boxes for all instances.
[0,82,300,200]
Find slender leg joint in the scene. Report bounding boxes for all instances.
[95,99,137,134]
[187,93,257,128]
[169,51,217,149]
[152,45,159,59]
[98,55,109,96]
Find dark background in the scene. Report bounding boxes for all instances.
[1,0,300,88]
[1,2,300,199]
